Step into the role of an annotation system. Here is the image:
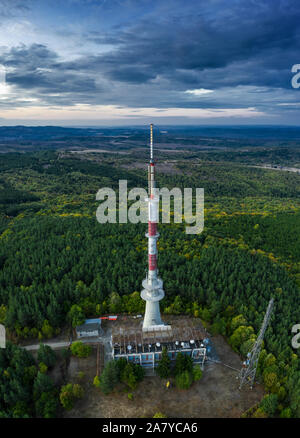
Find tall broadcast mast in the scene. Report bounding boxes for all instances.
[238,298,274,389]
[141,124,165,330]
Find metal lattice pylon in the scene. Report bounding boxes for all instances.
[238,298,274,389]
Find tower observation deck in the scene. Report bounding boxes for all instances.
[141,124,165,331]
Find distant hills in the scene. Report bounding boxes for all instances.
[1,125,300,141]
[0,126,102,141]
[0,125,300,155]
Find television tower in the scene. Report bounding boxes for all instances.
[141,124,165,330]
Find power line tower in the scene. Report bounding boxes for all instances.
[238,298,274,389]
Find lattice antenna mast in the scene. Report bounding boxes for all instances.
[238,298,274,389]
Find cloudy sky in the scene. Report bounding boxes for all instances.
[0,0,300,126]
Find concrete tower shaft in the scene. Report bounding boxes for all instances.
[141,124,165,330]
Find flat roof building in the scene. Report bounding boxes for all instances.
[76,319,102,338]
[111,316,208,370]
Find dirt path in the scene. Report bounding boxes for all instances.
[251,164,300,174]
[23,341,70,351]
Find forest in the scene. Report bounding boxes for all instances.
[0,148,299,418]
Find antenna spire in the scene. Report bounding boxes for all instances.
[150,123,154,162]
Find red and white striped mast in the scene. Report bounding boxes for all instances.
[141,124,165,330]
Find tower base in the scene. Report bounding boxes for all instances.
[142,299,163,330]
[142,324,172,333]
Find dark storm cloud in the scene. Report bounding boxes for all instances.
[61,0,300,92]
[0,0,31,18]
[1,44,99,97]
[92,0,300,90]
[107,66,156,83]
[3,44,57,69]
[8,70,97,93]
[1,0,300,114]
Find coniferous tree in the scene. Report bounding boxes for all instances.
[37,344,56,368]
[156,348,171,378]
[99,361,119,395]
